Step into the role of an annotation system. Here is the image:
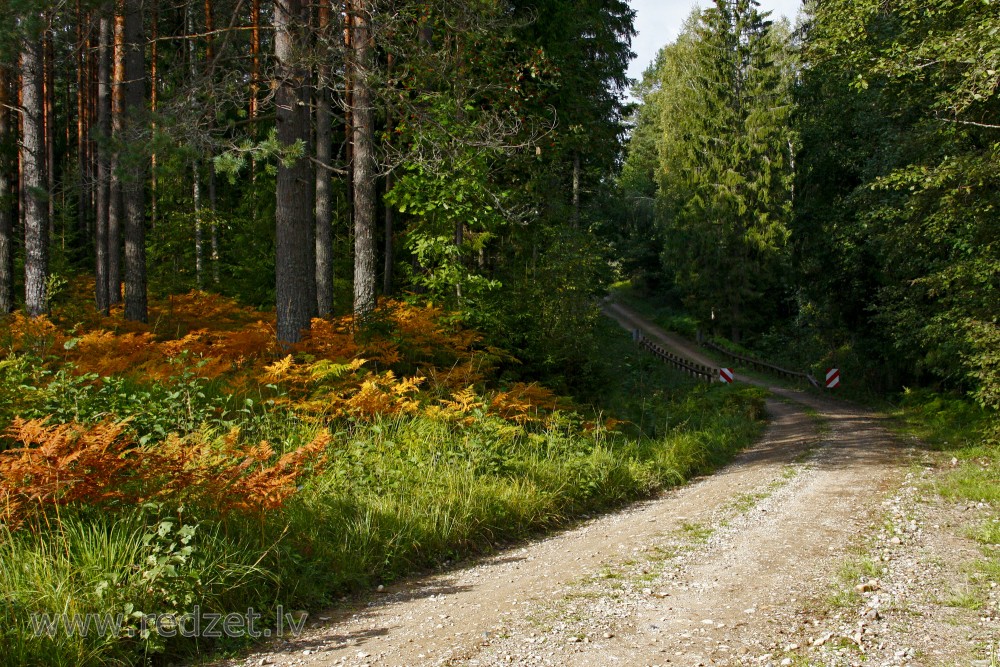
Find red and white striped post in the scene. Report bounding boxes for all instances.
[825,368,840,389]
[719,368,734,384]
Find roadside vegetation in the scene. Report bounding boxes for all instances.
[0,289,765,666]
[894,391,999,588]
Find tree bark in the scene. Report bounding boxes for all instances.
[343,6,354,229]
[21,31,49,317]
[315,0,333,317]
[351,0,376,319]
[0,67,13,314]
[122,0,147,322]
[76,1,89,248]
[150,1,158,229]
[95,10,112,314]
[44,27,55,240]
[108,10,124,305]
[250,0,260,124]
[274,0,316,343]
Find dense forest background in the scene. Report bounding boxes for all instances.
[1,0,995,407]
[619,0,999,413]
[0,0,634,393]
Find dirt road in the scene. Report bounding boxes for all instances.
[221,303,992,667]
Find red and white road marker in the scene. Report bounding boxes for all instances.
[719,368,734,384]
[825,368,840,389]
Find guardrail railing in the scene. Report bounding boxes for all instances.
[700,339,820,388]
[638,336,716,383]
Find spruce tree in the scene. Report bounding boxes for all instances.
[659,0,793,342]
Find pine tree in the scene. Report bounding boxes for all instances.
[20,14,48,318]
[95,8,112,315]
[274,0,316,343]
[0,64,12,314]
[351,0,376,320]
[121,0,147,322]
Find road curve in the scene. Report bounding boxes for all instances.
[217,302,913,667]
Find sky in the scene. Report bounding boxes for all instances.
[627,0,805,83]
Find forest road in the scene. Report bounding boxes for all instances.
[219,303,983,667]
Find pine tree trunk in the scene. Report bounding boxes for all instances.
[21,33,49,317]
[76,1,89,247]
[351,0,376,319]
[343,5,354,232]
[315,0,333,316]
[274,0,316,343]
[122,0,147,322]
[108,11,124,305]
[150,2,158,229]
[95,11,112,314]
[250,0,260,124]
[44,28,55,241]
[0,67,13,314]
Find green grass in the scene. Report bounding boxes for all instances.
[827,553,881,609]
[728,490,771,514]
[0,321,767,666]
[677,521,714,543]
[942,584,987,610]
[889,388,1000,614]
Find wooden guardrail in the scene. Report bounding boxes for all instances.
[638,336,716,383]
[701,339,820,388]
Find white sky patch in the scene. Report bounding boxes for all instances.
[627,0,805,84]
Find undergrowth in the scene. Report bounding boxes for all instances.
[891,387,999,611]
[0,290,766,666]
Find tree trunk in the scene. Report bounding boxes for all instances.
[205,0,218,284]
[274,0,316,343]
[571,150,580,228]
[209,163,219,284]
[150,2,158,229]
[351,0,376,319]
[315,0,333,317]
[0,68,13,314]
[204,0,215,62]
[250,0,260,124]
[122,0,147,322]
[193,160,202,286]
[76,1,89,248]
[108,10,124,305]
[44,27,55,241]
[95,11,112,314]
[21,32,49,317]
[343,6,354,231]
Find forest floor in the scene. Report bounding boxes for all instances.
[214,303,996,667]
